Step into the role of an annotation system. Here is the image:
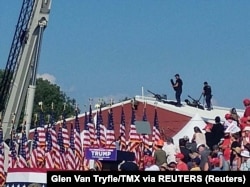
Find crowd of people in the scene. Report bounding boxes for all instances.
[117,98,250,171]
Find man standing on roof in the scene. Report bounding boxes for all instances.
[202,81,212,110]
[171,74,183,107]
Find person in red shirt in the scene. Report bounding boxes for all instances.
[219,132,231,162]
[243,98,250,117]
[239,117,248,131]
[210,157,221,171]
[175,152,189,171]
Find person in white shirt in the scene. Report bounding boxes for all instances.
[192,126,207,147]
[239,150,250,171]
[241,126,250,150]
[162,137,180,164]
[224,113,238,130]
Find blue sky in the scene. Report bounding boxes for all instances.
[1,0,249,111]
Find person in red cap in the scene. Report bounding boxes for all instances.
[212,144,230,171]
[144,156,159,171]
[175,152,188,171]
[243,98,250,117]
[224,113,233,130]
[209,157,221,171]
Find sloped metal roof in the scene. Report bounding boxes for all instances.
[28,95,245,141]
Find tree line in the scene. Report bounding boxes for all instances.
[0,69,76,130]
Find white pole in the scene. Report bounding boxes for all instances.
[142,86,144,99]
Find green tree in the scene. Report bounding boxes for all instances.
[0,69,76,130]
[30,78,76,128]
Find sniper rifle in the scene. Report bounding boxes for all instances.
[147,90,167,103]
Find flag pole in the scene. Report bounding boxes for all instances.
[142,86,144,100]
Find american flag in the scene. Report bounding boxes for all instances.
[87,105,96,146]
[62,110,70,148]
[30,127,38,168]
[93,110,100,148]
[46,129,53,153]
[8,129,17,169]
[74,110,83,170]
[96,111,101,146]
[49,125,58,155]
[57,126,67,169]
[44,128,54,169]
[128,107,141,151]
[82,110,91,169]
[48,121,58,170]
[137,105,151,170]
[83,111,90,148]
[106,108,116,149]
[66,123,76,170]
[132,105,149,168]
[36,115,46,166]
[53,132,61,170]
[127,107,141,167]
[84,110,88,124]
[0,127,6,186]
[152,108,161,151]
[17,129,29,168]
[129,107,140,142]
[69,123,75,153]
[37,109,46,147]
[49,107,58,151]
[96,108,106,148]
[141,106,150,150]
[119,106,126,151]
